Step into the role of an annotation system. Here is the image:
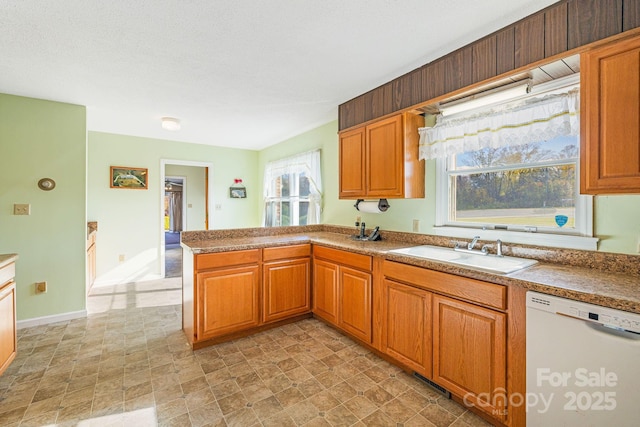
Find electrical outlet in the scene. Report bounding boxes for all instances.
[215,204,222,210]
[13,203,30,215]
[119,254,125,262]
[35,281,47,294]
[413,219,420,232]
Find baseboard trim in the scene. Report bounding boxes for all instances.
[17,310,87,330]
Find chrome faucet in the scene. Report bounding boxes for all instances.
[467,236,480,250]
[454,236,488,255]
[496,239,503,257]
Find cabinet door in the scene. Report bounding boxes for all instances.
[312,259,339,325]
[0,281,17,376]
[366,114,404,197]
[263,258,310,323]
[382,279,432,378]
[339,126,366,198]
[582,35,640,193]
[433,294,506,420]
[196,265,260,340]
[339,266,372,343]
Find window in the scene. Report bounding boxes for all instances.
[438,135,587,234]
[263,150,322,227]
[420,83,596,249]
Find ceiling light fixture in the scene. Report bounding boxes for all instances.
[161,117,181,131]
[439,79,532,117]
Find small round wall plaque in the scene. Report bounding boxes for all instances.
[38,178,56,191]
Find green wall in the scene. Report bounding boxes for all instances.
[0,94,87,321]
[594,195,640,253]
[88,132,259,285]
[262,120,640,255]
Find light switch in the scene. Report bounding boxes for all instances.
[14,204,30,215]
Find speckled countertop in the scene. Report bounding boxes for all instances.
[182,225,640,314]
[0,254,18,270]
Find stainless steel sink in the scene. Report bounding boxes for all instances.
[388,245,537,274]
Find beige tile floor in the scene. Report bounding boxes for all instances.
[0,277,492,427]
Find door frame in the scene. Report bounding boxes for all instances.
[160,159,214,278]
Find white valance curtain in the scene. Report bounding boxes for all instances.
[418,89,580,160]
[263,150,323,224]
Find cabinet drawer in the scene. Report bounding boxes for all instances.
[313,246,372,271]
[263,244,310,262]
[0,263,15,287]
[196,249,260,271]
[383,260,507,310]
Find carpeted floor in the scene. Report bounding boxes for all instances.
[165,232,182,278]
[165,247,182,279]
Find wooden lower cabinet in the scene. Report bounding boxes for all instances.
[312,247,373,343]
[381,279,432,378]
[312,259,339,324]
[263,258,310,323]
[0,260,17,376]
[196,265,260,340]
[433,294,507,421]
[382,260,516,424]
[339,266,372,343]
[187,245,312,346]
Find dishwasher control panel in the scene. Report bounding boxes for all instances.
[527,291,640,334]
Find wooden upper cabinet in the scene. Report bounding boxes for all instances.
[433,294,507,421]
[366,115,404,197]
[581,35,640,194]
[339,127,366,198]
[339,112,425,199]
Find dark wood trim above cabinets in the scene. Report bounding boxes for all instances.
[338,0,640,131]
[568,0,623,49]
[624,0,640,31]
[545,2,569,57]
[515,13,546,68]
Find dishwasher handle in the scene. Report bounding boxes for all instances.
[558,312,640,340]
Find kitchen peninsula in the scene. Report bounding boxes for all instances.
[181,225,640,426]
[0,254,18,376]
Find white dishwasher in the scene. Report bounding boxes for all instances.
[526,291,640,426]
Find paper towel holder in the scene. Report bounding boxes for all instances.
[354,198,390,212]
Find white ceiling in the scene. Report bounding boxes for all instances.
[1,0,558,150]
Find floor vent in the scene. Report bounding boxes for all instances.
[413,373,451,398]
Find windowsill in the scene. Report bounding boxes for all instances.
[430,225,598,251]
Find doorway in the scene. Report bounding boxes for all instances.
[164,176,185,278]
[160,159,213,278]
